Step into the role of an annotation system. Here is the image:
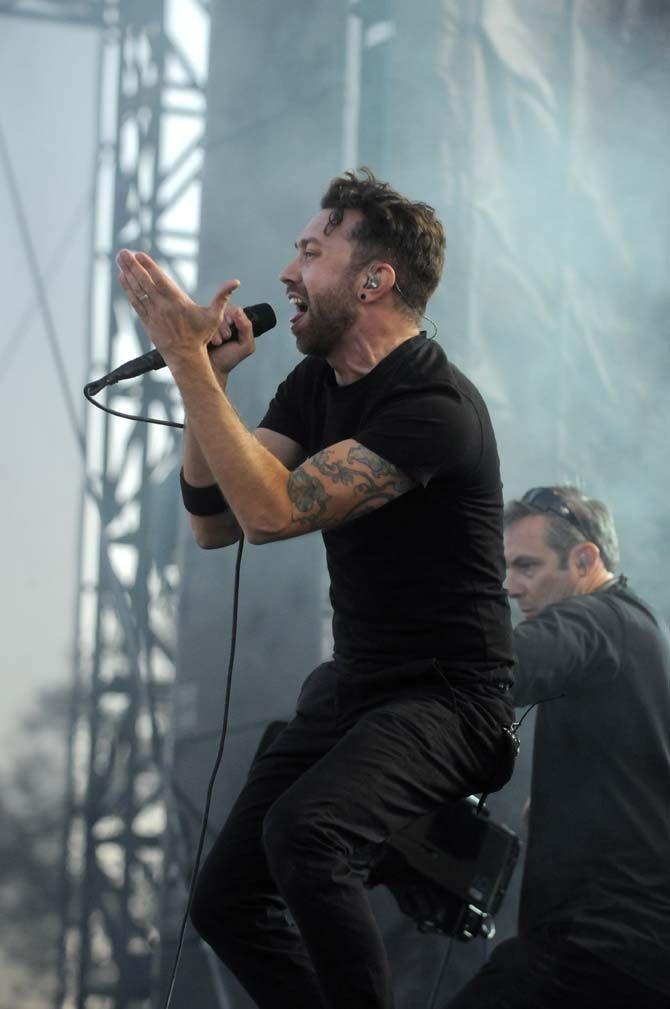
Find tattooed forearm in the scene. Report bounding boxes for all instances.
[287,467,331,529]
[310,449,358,486]
[310,446,411,494]
[283,441,415,534]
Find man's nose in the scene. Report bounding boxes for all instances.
[279,256,300,287]
[505,572,522,597]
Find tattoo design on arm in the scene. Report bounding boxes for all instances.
[286,443,415,532]
[347,443,402,479]
[287,467,332,530]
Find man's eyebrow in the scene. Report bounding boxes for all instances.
[508,554,540,566]
[294,237,323,250]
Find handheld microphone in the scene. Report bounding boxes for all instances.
[84,302,276,397]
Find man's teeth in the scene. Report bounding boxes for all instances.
[289,295,308,312]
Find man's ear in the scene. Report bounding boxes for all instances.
[571,541,599,575]
[357,262,396,302]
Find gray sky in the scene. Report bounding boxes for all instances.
[0,18,97,761]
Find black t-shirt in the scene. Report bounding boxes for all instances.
[260,333,514,674]
[512,578,670,994]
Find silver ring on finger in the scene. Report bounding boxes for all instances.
[138,293,150,302]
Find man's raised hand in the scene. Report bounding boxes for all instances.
[116,249,255,376]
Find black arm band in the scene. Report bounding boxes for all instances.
[179,468,230,516]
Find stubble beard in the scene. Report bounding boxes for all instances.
[296,287,358,357]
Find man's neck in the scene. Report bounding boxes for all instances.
[580,568,616,596]
[328,313,421,386]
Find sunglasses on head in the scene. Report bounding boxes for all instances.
[521,487,590,541]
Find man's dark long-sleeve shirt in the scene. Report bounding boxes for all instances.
[511,577,670,995]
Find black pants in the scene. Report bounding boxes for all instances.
[190,658,514,1009]
[444,926,669,1009]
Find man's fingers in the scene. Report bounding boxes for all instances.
[117,254,151,303]
[210,279,241,318]
[116,249,181,301]
[134,251,182,297]
[116,249,154,297]
[119,272,149,322]
[230,306,254,349]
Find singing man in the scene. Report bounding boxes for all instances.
[116,168,516,1009]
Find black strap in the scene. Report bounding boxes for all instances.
[179,468,229,516]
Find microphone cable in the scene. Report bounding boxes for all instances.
[83,384,246,1007]
[84,383,187,429]
[163,531,245,1009]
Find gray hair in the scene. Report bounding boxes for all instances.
[504,485,620,572]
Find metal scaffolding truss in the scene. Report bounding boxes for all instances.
[0,0,208,1005]
[63,5,211,1003]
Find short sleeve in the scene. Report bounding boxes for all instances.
[354,386,482,487]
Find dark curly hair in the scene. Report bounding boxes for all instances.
[320,167,446,319]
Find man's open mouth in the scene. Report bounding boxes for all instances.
[288,293,309,325]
